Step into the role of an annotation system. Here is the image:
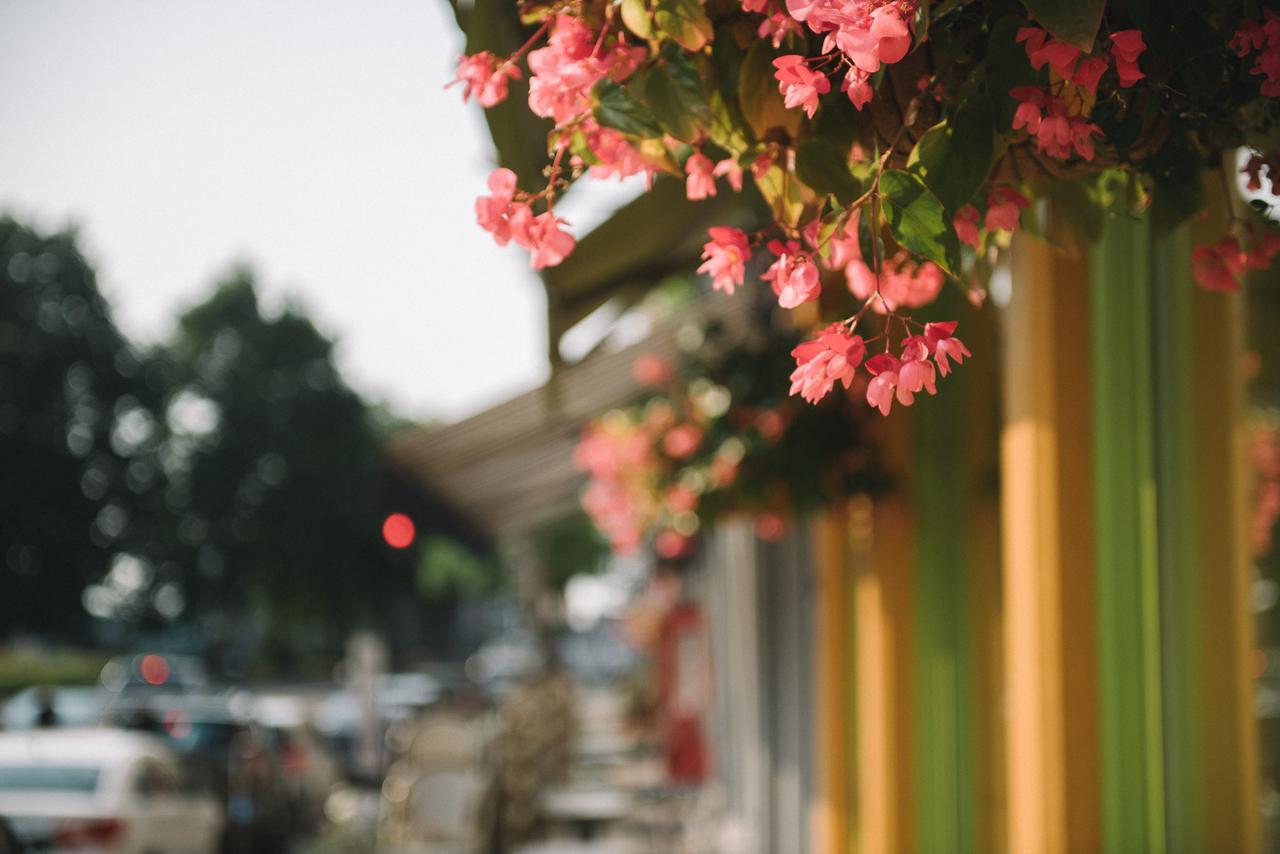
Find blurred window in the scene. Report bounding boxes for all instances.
[0,766,100,792]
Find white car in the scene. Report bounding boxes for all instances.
[0,727,223,853]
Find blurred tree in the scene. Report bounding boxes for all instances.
[159,269,391,667]
[0,218,162,641]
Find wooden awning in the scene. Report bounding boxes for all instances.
[385,293,757,539]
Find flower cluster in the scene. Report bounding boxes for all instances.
[1007,28,1146,161]
[792,319,967,415]
[778,0,912,110]
[1232,12,1280,97]
[451,1,1280,420]
[576,335,880,554]
[474,168,575,270]
[1191,227,1280,292]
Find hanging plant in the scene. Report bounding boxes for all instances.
[453,0,1280,415]
[573,319,884,556]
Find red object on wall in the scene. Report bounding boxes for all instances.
[655,600,710,783]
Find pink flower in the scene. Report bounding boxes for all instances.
[742,0,769,11]
[985,185,1030,232]
[697,227,751,295]
[773,55,830,118]
[1109,30,1147,87]
[1072,57,1108,96]
[954,205,981,248]
[788,324,866,403]
[1070,121,1101,161]
[632,354,674,387]
[586,124,654,181]
[452,52,522,107]
[762,240,821,308]
[864,353,900,416]
[1010,87,1044,133]
[926,321,971,376]
[686,151,717,200]
[475,168,522,245]
[527,15,606,123]
[896,338,937,406]
[1192,243,1241,292]
[511,209,576,270]
[663,423,703,459]
[713,157,744,192]
[759,12,804,47]
[843,67,874,109]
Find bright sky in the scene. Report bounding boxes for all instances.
[0,1,632,422]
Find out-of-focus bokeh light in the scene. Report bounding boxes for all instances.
[381,513,415,549]
[139,653,169,685]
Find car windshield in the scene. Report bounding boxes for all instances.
[0,766,100,793]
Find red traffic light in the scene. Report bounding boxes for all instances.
[382,512,416,549]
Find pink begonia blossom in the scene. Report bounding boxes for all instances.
[1192,230,1280,291]
[514,210,576,270]
[846,250,944,312]
[1072,57,1108,96]
[475,168,522,245]
[713,158,745,192]
[829,5,911,73]
[1010,86,1044,133]
[527,15,605,124]
[843,68,874,110]
[954,205,981,249]
[1109,30,1147,87]
[585,123,654,182]
[632,354,674,387]
[788,324,866,403]
[926,321,971,376]
[655,530,692,559]
[686,151,717,200]
[773,55,830,118]
[663,423,704,459]
[697,227,751,295]
[452,52,522,107]
[762,240,821,308]
[1233,14,1280,95]
[864,354,900,416]
[1010,89,1099,160]
[742,0,770,11]
[760,12,804,47]
[985,185,1030,232]
[896,336,937,406]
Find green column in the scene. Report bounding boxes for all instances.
[914,289,978,854]
[1090,211,1167,854]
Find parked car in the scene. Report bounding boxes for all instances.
[0,727,223,853]
[1,685,106,730]
[101,691,291,853]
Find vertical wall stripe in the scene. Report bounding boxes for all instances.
[812,504,851,854]
[1002,235,1099,854]
[1090,211,1166,854]
[1149,225,1206,854]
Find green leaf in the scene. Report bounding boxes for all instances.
[645,46,711,142]
[594,79,664,138]
[879,169,961,274]
[795,139,861,206]
[620,0,652,39]
[755,164,809,228]
[1018,0,1105,51]
[984,15,1041,128]
[654,0,712,51]
[908,100,995,213]
[708,89,752,152]
[738,41,802,142]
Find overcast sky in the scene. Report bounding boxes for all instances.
[0,1,634,422]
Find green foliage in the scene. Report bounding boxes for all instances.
[0,219,158,641]
[796,138,863,206]
[594,80,663,139]
[645,44,712,143]
[1017,0,1105,50]
[879,170,963,275]
[909,100,997,214]
[417,535,501,597]
[0,649,108,697]
[530,510,610,591]
[653,0,712,51]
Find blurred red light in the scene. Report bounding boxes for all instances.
[382,513,416,549]
[139,654,169,685]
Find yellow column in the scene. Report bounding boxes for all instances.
[1001,236,1100,854]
